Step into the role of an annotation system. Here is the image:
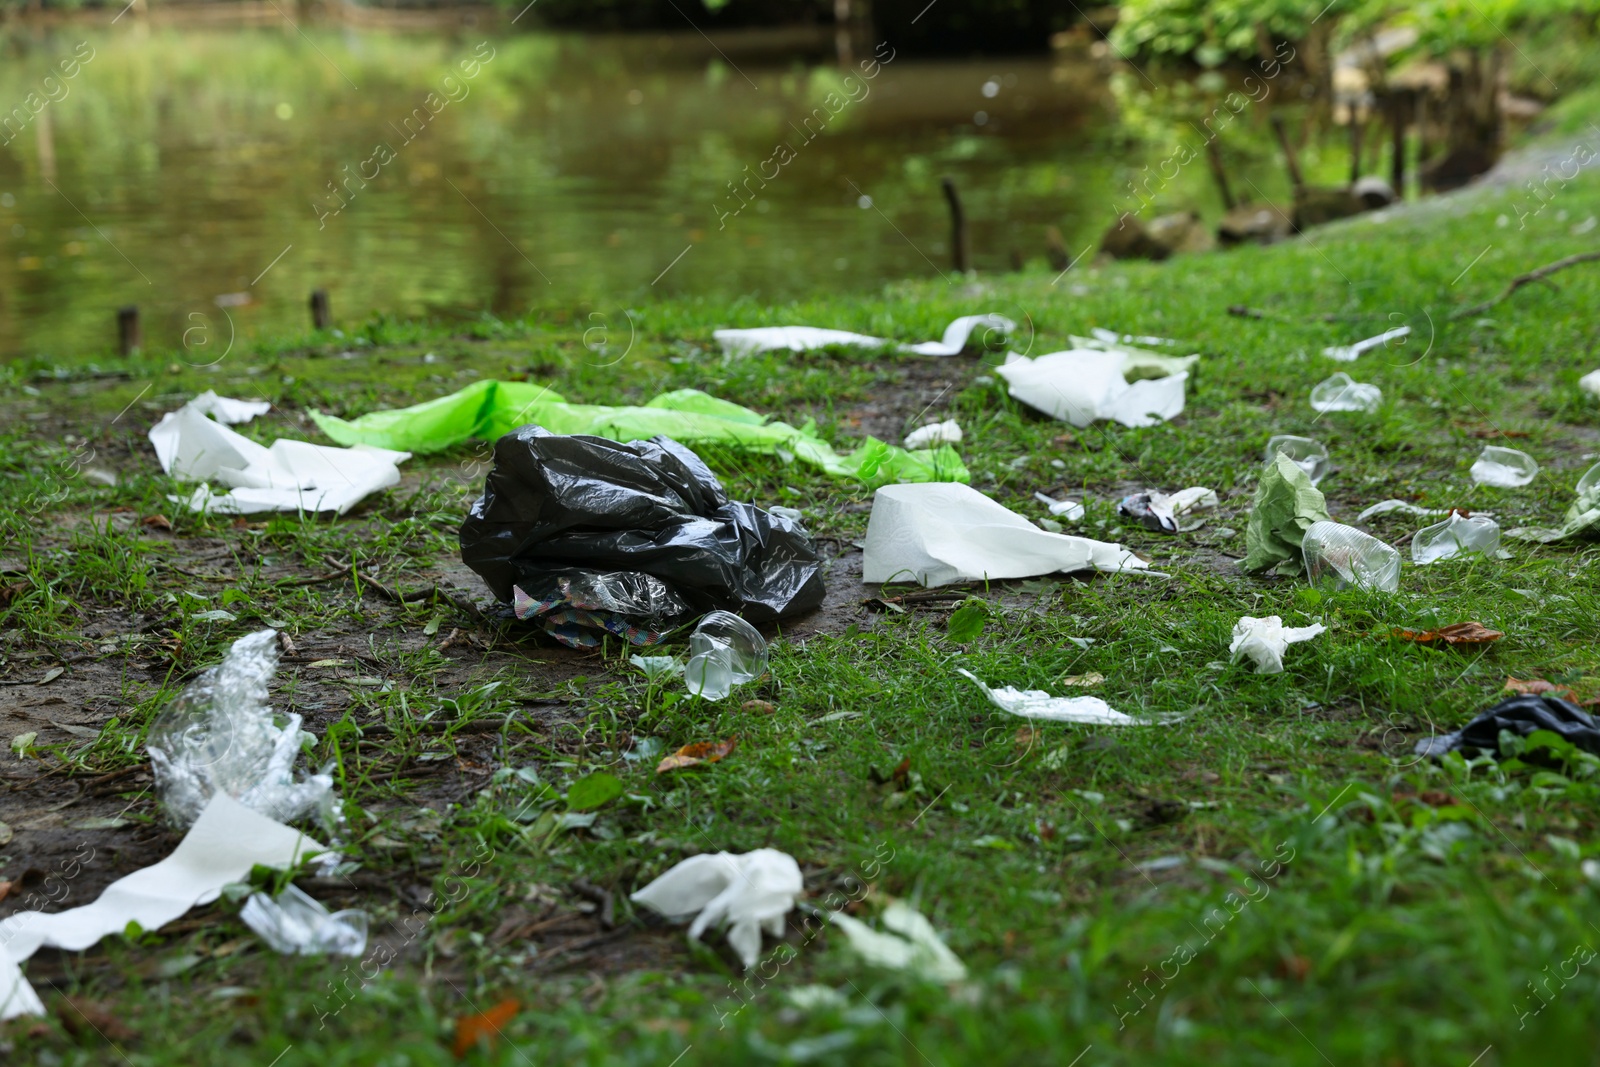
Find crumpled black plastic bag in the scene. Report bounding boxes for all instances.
[1414,693,1600,759]
[460,426,825,623]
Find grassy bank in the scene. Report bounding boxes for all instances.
[5,128,1600,1066]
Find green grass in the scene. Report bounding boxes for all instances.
[8,127,1600,1066]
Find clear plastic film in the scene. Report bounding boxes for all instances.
[1470,446,1538,488]
[240,884,368,957]
[1265,435,1329,484]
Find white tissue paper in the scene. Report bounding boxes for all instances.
[996,349,1188,428]
[1229,615,1326,675]
[903,420,963,450]
[240,884,368,957]
[1033,492,1086,521]
[630,849,802,968]
[863,483,1146,587]
[149,393,410,514]
[958,668,1178,725]
[713,314,1012,358]
[0,792,326,1020]
[828,901,967,982]
[1322,325,1410,362]
[1580,369,1600,398]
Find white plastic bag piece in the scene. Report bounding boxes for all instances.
[684,611,768,701]
[1265,435,1329,484]
[958,669,1177,725]
[1412,513,1505,564]
[148,393,410,515]
[1229,615,1326,674]
[146,629,336,830]
[997,349,1186,428]
[0,793,324,1020]
[630,849,802,968]
[1580,369,1600,398]
[713,314,1012,358]
[1033,492,1085,521]
[904,420,963,450]
[828,901,967,982]
[1302,521,1401,592]
[1322,325,1410,362]
[1309,373,1382,413]
[1470,446,1538,488]
[863,483,1146,587]
[1357,499,1452,521]
[240,884,369,956]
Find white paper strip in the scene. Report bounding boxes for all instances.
[713,314,1012,358]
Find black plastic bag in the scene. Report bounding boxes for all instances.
[460,427,825,623]
[1414,693,1600,759]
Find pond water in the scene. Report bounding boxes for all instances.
[0,21,1326,360]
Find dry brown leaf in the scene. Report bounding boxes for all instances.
[0,879,12,904]
[1393,621,1503,646]
[452,998,519,1058]
[740,700,776,715]
[1060,672,1106,687]
[1504,677,1575,699]
[141,514,173,532]
[656,736,738,774]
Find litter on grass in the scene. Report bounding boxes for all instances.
[1033,492,1086,521]
[149,393,410,515]
[1411,513,1507,564]
[1241,453,1332,574]
[684,612,768,700]
[1415,694,1600,759]
[240,884,369,957]
[904,419,963,450]
[630,850,802,968]
[827,900,967,983]
[1309,372,1382,413]
[863,483,1146,587]
[1506,461,1600,542]
[1322,325,1410,362]
[1470,446,1539,488]
[1265,435,1329,484]
[957,669,1179,725]
[1302,521,1402,592]
[1357,499,1455,521]
[713,314,1013,358]
[1580,368,1600,397]
[1229,616,1326,674]
[1117,486,1218,533]
[997,349,1188,428]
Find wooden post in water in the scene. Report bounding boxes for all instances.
[1349,118,1364,185]
[941,176,969,274]
[1389,92,1408,199]
[1270,114,1305,194]
[310,289,331,330]
[117,306,141,356]
[1205,140,1236,211]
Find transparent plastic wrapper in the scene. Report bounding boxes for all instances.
[1265,435,1329,484]
[1229,615,1325,674]
[996,349,1188,428]
[904,420,963,450]
[146,630,336,830]
[1302,521,1401,592]
[1415,694,1600,759]
[630,849,802,968]
[513,569,693,647]
[1412,513,1504,564]
[240,884,368,957]
[1357,499,1455,521]
[1470,446,1538,488]
[828,901,967,982]
[1507,461,1600,542]
[1322,325,1409,362]
[684,611,769,700]
[713,314,1012,358]
[1309,372,1382,413]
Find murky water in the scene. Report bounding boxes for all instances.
[0,21,1319,360]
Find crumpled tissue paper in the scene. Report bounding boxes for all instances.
[828,901,967,982]
[904,419,963,450]
[1229,615,1326,674]
[996,348,1187,428]
[958,669,1179,725]
[630,849,802,968]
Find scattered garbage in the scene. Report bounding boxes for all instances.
[904,419,963,450]
[1506,461,1600,542]
[1470,446,1539,488]
[1392,621,1503,645]
[996,348,1189,428]
[958,669,1179,725]
[1580,368,1600,397]
[150,393,411,515]
[1309,372,1382,413]
[1265,435,1329,484]
[1302,521,1402,592]
[1241,453,1332,574]
[313,380,967,487]
[1357,499,1455,521]
[1117,486,1219,533]
[147,630,337,830]
[862,483,1146,587]
[685,612,768,700]
[1411,513,1506,564]
[713,314,1013,358]
[1070,333,1200,378]
[1033,492,1086,521]
[1229,615,1326,674]
[656,736,739,773]
[240,883,369,956]
[1322,325,1410,362]
[461,430,825,640]
[1415,694,1600,759]
[0,793,325,1020]
[828,900,967,982]
[630,850,803,968]
[513,573,687,649]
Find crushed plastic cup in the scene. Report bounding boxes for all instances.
[1265,435,1329,484]
[240,883,369,957]
[1470,446,1538,488]
[684,611,769,700]
[1309,373,1382,414]
[1302,520,1401,592]
[1412,513,1503,564]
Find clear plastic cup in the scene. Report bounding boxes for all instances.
[1309,373,1382,413]
[1265,435,1329,484]
[1470,446,1538,488]
[684,611,769,700]
[1412,513,1502,564]
[1302,520,1401,592]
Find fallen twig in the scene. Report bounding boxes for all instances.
[1451,250,1600,319]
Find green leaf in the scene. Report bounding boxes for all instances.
[566,772,625,811]
[947,600,990,643]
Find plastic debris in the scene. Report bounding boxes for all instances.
[1302,521,1402,592]
[685,612,768,700]
[958,669,1179,725]
[313,380,964,488]
[1241,453,1332,573]
[1309,372,1382,413]
[828,900,967,982]
[630,850,802,968]
[461,429,824,632]
[863,483,1147,587]
[1033,492,1086,521]
[149,393,411,515]
[713,314,1013,358]
[240,883,369,956]
[147,630,336,830]
[1580,369,1600,397]
[1412,513,1506,564]
[1322,325,1410,362]
[996,349,1188,428]
[1506,462,1600,542]
[0,793,325,1020]
[904,419,963,450]
[629,654,683,680]
[514,572,688,649]
[1265,435,1329,485]
[1415,694,1600,759]
[1117,486,1218,533]
[1070,333,1200,378]
[1229,615,1326,674]
[1470,446,1539,488]
[1357,499,1454,521]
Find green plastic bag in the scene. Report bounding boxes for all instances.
[310,380,967,488]
[1242,453,1332,573]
